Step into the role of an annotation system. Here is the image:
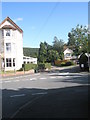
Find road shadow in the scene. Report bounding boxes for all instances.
[50,73,89,85]
[2,85,89,119]
[49,65,89,73]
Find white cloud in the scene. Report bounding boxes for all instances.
[14,17,23,23]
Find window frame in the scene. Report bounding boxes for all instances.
[6,43,11,52]
[6,58,12,67]
[6,29,10,36]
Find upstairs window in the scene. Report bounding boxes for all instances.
[6,43,11,52]
[2,30,4,36]
[66,53,71,57]
[6,29,10,36]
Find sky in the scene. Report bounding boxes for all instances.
[1,2,88,48]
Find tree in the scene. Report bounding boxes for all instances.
[38,42,47,63]
[53,36,64,59]
[67,24,88,55]
[47,49,59,63]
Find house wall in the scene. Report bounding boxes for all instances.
[0,20,23,71]
[23,56,37,64]
[64,48,73,60]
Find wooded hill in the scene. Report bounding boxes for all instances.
[23,47,39,58]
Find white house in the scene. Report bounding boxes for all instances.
[23,56,37,64]
[64,48,77,60]
[0,17,23,71]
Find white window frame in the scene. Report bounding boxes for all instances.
[6,43,11,52]
[6,29,10,36]
[13,58,15,67]
[6,58,12,67]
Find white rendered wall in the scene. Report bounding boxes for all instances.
[0,21,23,71]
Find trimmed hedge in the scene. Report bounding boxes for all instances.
[55,60,75,67]
[21,63,51,71]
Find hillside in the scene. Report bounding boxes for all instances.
[23,47,39,58]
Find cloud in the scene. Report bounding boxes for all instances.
[14,18,23,23]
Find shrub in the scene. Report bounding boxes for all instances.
[45,63,51,69]
[25,63,37,71]
[37,63,51,70]
[17,68,23,71]
[38,63,45,70]
[60,62,66,66]
[55,60,75,67]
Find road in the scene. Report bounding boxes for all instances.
[0,66,89,119]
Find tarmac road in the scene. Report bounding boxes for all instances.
[1,65,89,119]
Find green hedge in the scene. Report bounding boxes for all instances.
[38,63,51,70]
[45,63,51,69]
[24,63,37,71]
[56,60,75,67]
[21,63,51,71]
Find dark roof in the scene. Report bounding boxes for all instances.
[2,25,16,30]
[0,17,23,33]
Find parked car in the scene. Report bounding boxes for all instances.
[78,53,89,72]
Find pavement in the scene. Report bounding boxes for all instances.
[0,65,80,78]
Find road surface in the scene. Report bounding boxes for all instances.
[0,66,89,119]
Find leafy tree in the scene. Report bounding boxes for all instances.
[53,36,64,59]
[67,24,88,55]
[47,49,59,63]
[38,42,47,63]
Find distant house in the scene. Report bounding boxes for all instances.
[64,48,77,60]
[0,17,23,71]
[23,56,37,64]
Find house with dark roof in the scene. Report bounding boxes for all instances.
[0,17,23,71]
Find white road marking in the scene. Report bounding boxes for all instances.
[10,94,25,98]
[40,77,46,80]
[13,80,20,82]
[66,76,70,77]
[57,76,64,78]
[50,76,56,79]
[30,78,36,80]
[32,92,47,95]
[4,81,11,83]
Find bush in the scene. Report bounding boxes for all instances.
[60,62,66,66]
[55,60,75,67]
[38,63,51,70]
[45,63,51,69]
[17,68,23,71]
[25,63,37,71]
[38,63,45,70]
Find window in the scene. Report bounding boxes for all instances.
[2,30,4,36]
[6,30,10,36]
[13,58,15,67]
[6,43,11,52]
[6,58,12,67]
[23,57,26,59]
[66,53,71,57]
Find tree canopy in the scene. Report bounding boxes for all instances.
[67,24,88,55]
